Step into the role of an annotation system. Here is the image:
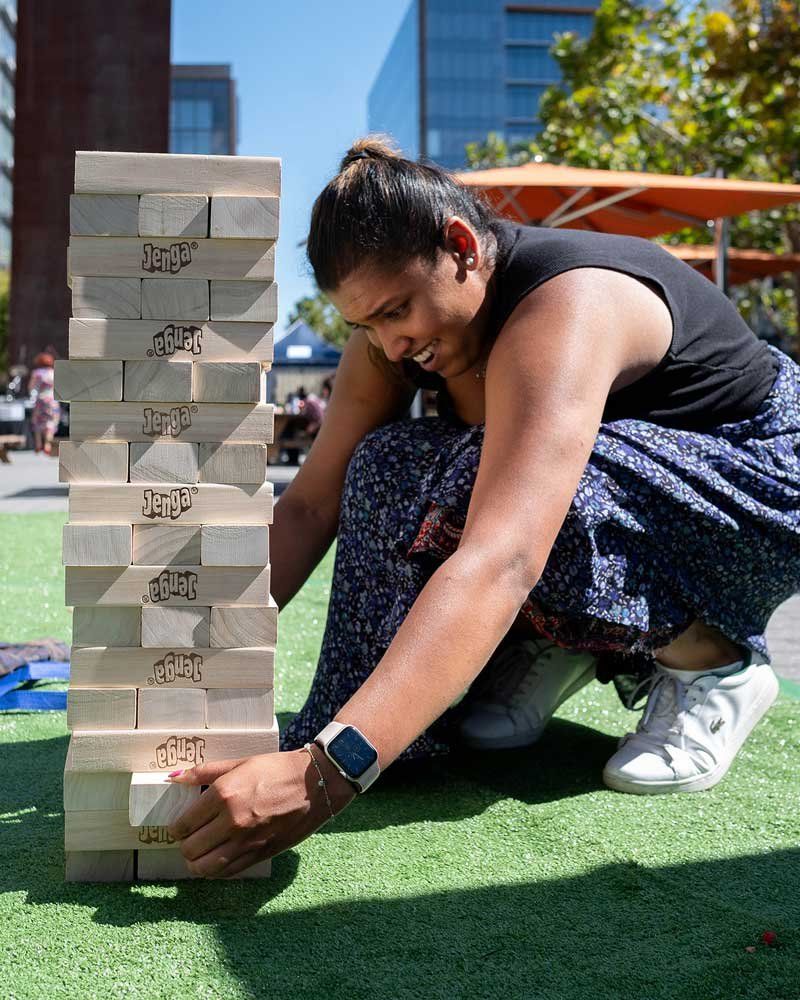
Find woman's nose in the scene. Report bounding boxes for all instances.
[377,331,412,364]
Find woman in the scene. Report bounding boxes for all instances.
[167,138,800,878]
[27,352,61,455]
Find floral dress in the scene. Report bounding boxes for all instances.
[280,345,800,762]
[29,366,61,438]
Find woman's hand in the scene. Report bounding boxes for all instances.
[166,748,357,878]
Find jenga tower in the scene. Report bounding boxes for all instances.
[59,152,281,882]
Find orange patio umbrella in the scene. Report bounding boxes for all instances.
[455,162,800,240]
[665,245,800,286]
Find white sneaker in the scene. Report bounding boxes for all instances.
[458,638,597,750]
[602,659,779,794]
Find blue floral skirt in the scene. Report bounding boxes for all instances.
[281,345,800,761]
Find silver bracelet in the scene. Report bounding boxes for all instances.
[302,742,336,821]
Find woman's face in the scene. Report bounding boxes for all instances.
[328,226,495,381]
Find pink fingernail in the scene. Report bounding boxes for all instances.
[168,770,183,778]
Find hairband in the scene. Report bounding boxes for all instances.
[350,150,372,162]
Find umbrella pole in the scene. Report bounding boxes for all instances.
[713,168,729,296]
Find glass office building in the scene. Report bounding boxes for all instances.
[368,0,599,169]
[0,1,15,268]
[170,65,237,155]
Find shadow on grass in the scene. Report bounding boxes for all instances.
[1,731,798,998]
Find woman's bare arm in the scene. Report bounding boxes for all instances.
[332,268,642,768]
[270,328,415,610]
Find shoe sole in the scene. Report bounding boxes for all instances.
[602,667,780,795]
[459,661,597,750]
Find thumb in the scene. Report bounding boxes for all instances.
[167,757,246,785]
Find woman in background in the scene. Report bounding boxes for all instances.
[27,352,60,456]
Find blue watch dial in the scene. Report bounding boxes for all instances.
[326,727,377,778]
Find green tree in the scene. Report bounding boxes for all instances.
[288,289,351,349]
[466,0,800,356]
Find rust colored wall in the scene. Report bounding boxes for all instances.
[10,0,171,364]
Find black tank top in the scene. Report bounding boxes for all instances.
[403,219,780,431]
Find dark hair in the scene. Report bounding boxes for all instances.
[306,134,503,293]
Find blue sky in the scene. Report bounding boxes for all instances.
[172,0,410,333]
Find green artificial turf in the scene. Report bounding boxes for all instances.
[1,512,799,1000]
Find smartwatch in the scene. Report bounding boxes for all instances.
[314,721,381,794]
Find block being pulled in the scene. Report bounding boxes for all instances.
[129,771,201,827]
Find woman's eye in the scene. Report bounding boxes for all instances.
[384,305,406,320]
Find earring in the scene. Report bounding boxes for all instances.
[465,255,475,267]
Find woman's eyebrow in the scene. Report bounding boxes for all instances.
[346,295,404,326]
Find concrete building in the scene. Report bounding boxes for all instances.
[368,0,600,169]
[9,0,171,365]
[170,64,237,155]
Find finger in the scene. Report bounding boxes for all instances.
[167,757,247,786]
[179,813,232,863]
[217,850,267,879]
[184,840,242,879]
[167,786,221,842]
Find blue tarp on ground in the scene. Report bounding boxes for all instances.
[273,320,342,366]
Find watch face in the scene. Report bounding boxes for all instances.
[327,727,378,778]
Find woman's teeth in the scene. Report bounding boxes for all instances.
[412,342,435,364]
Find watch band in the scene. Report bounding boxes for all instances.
[314,721,381,793]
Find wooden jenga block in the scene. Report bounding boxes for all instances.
[137,688,206,729]
[69,237,276,282]
[59,441,129,483]
[123,360,193,402]
[67,724,279,772]
[75,151,281,197]
[54,360,123,402]
[210,280,278,321]
[69,483,273,524]
[71,647,275,689]
[201,525,269,566]
[136,849,200,880]
[206,688,274,730]
[64,810,176,851]
[139,194,209,237]
[133,525,202,565]
[65,851,134,882]
[69,401,274,444]
[70,194,140,236]
[65,565,271,608]
[72,276,141,319]
[129,441,199,483]
[141,278,209,320]
[210,601,278,647]
[62,524,132,566]
[66,688,137,731]
[210,196,280,239]
[69,319,274,362]
[72,606,141,647]
[198,443,268,484]
[192,362,261,403]
[63,768,132,811]
[141,606,210,647]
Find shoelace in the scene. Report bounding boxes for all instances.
[475,641,556,705]
[621,671,717,773]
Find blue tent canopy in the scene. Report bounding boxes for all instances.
[272,320,342,366]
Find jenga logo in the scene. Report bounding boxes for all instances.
[142,487,195,520]
[148,323,203,358]
[137,826,176,845]
[148,651,204,686]
[151,735,205,770]
[142,241,197,274]
[142,404,196,438]
[146,569,198,604]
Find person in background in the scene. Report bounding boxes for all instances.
[27,353,61,456]
[303,377,333,437]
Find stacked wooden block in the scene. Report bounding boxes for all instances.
[59,152,281,882]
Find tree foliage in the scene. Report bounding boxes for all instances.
[288,289,351,349]
[465,0,800,355]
